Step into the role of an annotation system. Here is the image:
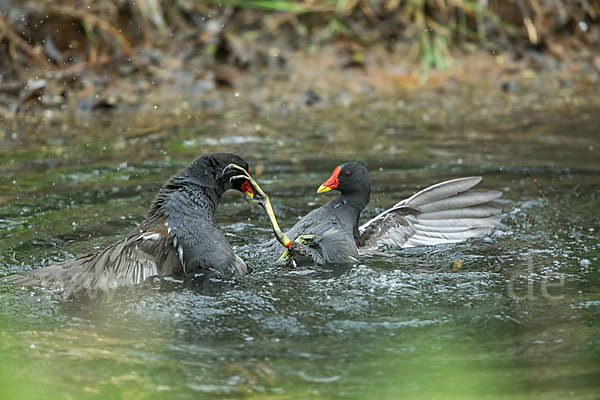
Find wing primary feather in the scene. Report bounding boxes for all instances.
[2,229,176,298]
[359,177,502,250]
[397,176,482,207]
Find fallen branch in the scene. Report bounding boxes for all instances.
[57,51,129,78]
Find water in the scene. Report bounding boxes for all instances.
[1,96,599,399]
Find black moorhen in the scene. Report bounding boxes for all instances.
[262,162,502,264]
[3,153,271,298]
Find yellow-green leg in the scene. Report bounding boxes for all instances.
[225,163,292,250]
[276,234,315,263]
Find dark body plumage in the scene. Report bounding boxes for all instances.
[262,162,502,265]
[262,162,369,264]
[4,153,254,298]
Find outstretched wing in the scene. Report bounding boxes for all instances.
[3,221,181,298]
[359,177,502,249]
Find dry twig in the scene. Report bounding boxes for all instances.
[525,168,546,199]
[0,14,53,68]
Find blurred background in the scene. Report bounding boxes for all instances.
[1,2,600,399]
[1,0,599,115]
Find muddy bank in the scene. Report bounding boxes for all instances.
[2,44,600,153]
[1,2,600,175]
[1,0,599,121]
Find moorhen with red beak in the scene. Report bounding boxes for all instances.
[3,153,272,298]
[262,162,502,264]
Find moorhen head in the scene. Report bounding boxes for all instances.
[317,162,371,203]
[260,163,373,265]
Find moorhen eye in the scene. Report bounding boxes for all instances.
[345,171,352,177]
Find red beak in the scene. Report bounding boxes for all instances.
[241,181,253,198]
[317,165,340,193]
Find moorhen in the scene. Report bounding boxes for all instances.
[3,153,276,298]
[262,162,502,264]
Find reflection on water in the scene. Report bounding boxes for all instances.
[1,100,599,399]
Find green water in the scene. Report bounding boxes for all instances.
[1,97,599,399]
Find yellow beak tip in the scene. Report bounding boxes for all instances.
[317,185,332,194]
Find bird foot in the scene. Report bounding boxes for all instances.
[295,234,315,246]
[276,235,315,264]
[224,163,268,206]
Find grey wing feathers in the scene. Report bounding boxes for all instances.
[3,231,179,298]
[315,228,359,263]
[260,207,359,264]
[259,207,326,256]
[359,177,502,249]
[398,176,484,207]
[291,228,358,264]
[259,216,315,256]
